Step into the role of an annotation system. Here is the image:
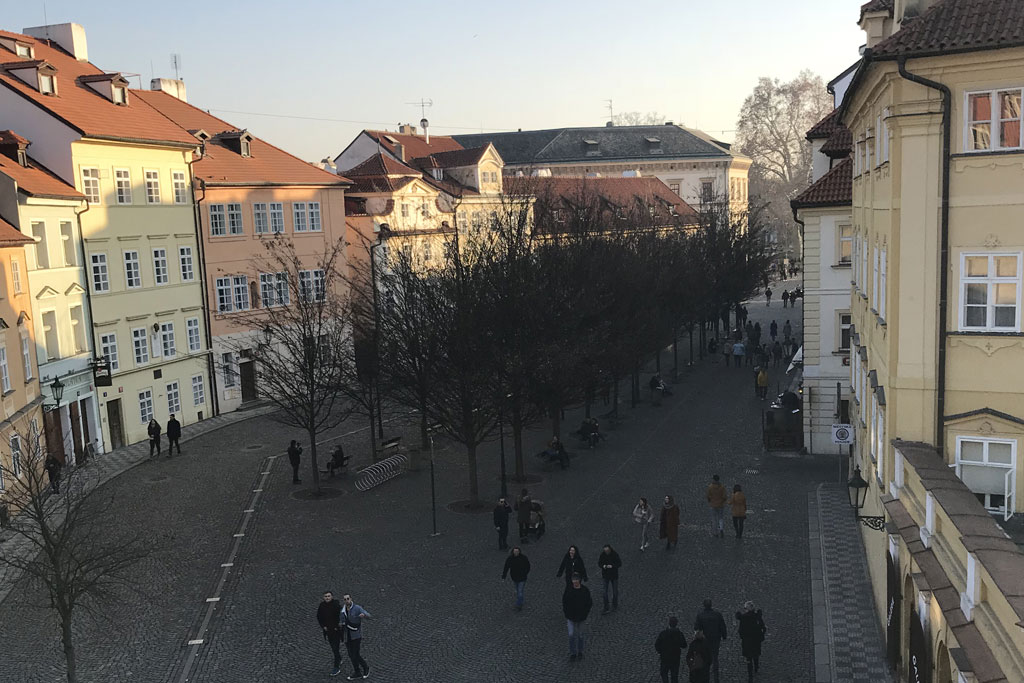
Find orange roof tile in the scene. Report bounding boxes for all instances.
[806,109,842,140]
[0,129,82,198]
[135,90,350,187]
[0,216,32,246]
[791,158,852,208]
[871,0,1024,58]
[524,176,698,224]
[344,153,420,178]
[363,130,463,160]
[0,29,197,147]
[411,146,489,169]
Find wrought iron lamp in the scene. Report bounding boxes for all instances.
[847,466,886,531]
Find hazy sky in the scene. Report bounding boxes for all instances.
[7,0,865,162]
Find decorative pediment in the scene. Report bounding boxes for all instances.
[945,407,1024,431]
[0,318,8,329]
[64,282,86,296]
[35,285,59,299]
[16,310,29,326]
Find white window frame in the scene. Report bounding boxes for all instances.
[879,248,887,319]
[152,248,169,285]
[209,204,226,236]
[172,170,189,204]
[186,317,201,352]
[299,269,325,302]
[0,346,9,393]
[123,250,141,289]
[882,108,890,162]
[192,374,206,406]
[227,203,244,235]
[232,275,250,311]
[965,88,1024,152]
[959,252,1022,332]
[838,224,852,265]
[260,272,289,308]
[269,203,284,233]
[10,434,21,478]
[144,169,161,204]
[293,202,308,232]
[81,167,100,204]
[839,312,852,351]
[100,332,119,371]
[21,334,32,379]
[876,403,886,485]
[11,258,22,294]
[861,239,869,292]
[954,436,1016,518]
[872,246,879,307]
[132,327,149,365]
[160,322,176,358]
[138,388,154,424]
[166,381,181,414]
[253,203,269,234]
[216,277,233,313]
[179,246,194,282]
[222,352,238,388]
[91,253,109,293]
[114,168,132,204]
[308,202,322,231]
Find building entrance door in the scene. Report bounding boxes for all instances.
[43,409,66,464]
[239,362,257,403]
[106,399,125,450]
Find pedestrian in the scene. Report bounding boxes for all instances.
[744,339,754,366]
[783,319,792,341]
[166,413,181,456]
[736,601,767,682]
[493,496,513,550]
[744,321,753,340]
[502,546,531,610]
[633,497,655,551]
[769,320,777,341]
[517,488,532,543]
[764,287,772,306]
[316,590,343,677]
[729,484,748,538]
[772,341,783,368]
[562,573,593,661]
[722,340,732,368]
[752,322,761,345]
[660,495,680,550]
[341,593,371,680]
[44,454,62,494]
[597,544,621,614]
[556,545,588,586]
[706,475,727,538]
[756,367,769,400]
[781,289,790,308]
[147,418,162,458]
[693,599,727,683]
[740,306,749,326]
[655,616,688,683]
[731,340,745,368]
[287,440,302,484]
[686,630,712,683]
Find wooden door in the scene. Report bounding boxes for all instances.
[106,399,124,450]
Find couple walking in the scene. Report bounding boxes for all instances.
[631,496,679,551]
[707,475,748,539]
[316,592,372,679]
[654,600,767,683]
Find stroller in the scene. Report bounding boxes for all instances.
[527,500,546,539]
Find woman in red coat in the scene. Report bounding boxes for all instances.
[660,495,680,550]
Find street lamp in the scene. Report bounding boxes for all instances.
[427,422,441,537]
[497,392,512,499]
[847,466,886,531]
[43,376,65,412]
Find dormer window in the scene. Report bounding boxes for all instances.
[113,85,127,105]
[645,136,663,154]
[583,139,600,157]
[15,44,32,59]
[79,72,130,103]
[240,137,251,157]
[39,72,55,95]
[431,168,443,181]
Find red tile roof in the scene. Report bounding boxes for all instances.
[411,145,489,170]
[0,146,82,199]
[135,90,350,186]
[0,30,198,146]
[348,176,418,194]
[871,0,1024,58]
[0,216,32,246]
[0,130,29,145]
[362,130,463,161]
[806,109,842,140]
[860,0,893,21]
[344,153,420,178]
[523,176,698,224]
[820,126,853,158]
[791,158,852,208]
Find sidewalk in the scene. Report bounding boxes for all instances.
[0,402,279,606]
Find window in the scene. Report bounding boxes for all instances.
[270,203,284,233]
[872,246,879,304]
[293,202,308,232]
[879,248,887,319]
[701,181,714,203]
[309,202,322,231]
[0,347,8,393]
[113,168,133,204]
[228,203,243,234]
[861,239,868,291]
[179,246,194,281]
[69,305,86,354]
[10,259,21,294]
[875,116,881,167]
[81,167,100,204]
[21,335,32,379]
[839,313,852,351]
[186,317,201,352]
[299,269,325,302]
[30,221,48,269]
[91,253,109,292]
[216,277,233,313]
[124,251,141,288]
[870,394,878,462]
[60,221,76,266]
[882,108,890,163]
[222,352,238,387]
[401,204,410,218]
[876,405,885,484]
[253,203,269,234]
[113,86,127,105]
[100,332,119,371]
[132,327,149,365]
[669,182,680,196]
[260,272,289,307]
[160,322,176,357]
[839,224,852,264]
[192,374,206,406]
[966,88,1023,151]
[145,170,161,204]
[15,44,31,58]
[10,435,21,478]
[457,211,467,235]
[138,388,154,424]
[39,73,55,95]
[153,248,168,285]
[209,205,226,236]
[960,253,1021,331]
[423,242,432,263]
[233,275,250,311]
[172,170,189,204]
[955,437,1016,515]
[42,311,58,361]
[166,381,181,414]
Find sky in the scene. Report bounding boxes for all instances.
[6,0,865,162]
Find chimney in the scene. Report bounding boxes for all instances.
[606,121,614,127]
[420,118,430,144]
[23,23,88,61]
[393,142,405,162]
[150,77,187,102]
[397,123,417,135]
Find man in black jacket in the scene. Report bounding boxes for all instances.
[517,489,532,543]
[654,616,688,683]
[493,497,512,550]
[316,590,343,677]
[287,441,302,484]
[501,546,530,610]
[694,599,728,683]
[166,414,182,456]
[562,574,592,661]
[598,544,622,613]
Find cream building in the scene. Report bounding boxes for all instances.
[0,131,98,464]
[838,0,1024,681]
[0,24,210,449]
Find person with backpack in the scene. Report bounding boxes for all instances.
[736,601,768,682]
[655,616,688,683]
[686,630,712,683]
[693,600,727,683]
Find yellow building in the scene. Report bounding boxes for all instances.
[838,1,1024,680]
[0,24,209,449]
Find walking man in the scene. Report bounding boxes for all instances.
[660,495,680,550]
[562,573,593,661]
[756,367,769,400]
[736,601,768,682]
[493,497,513,550]
[598,544,621,614]
[287,440,302,484]
[316,591,343,677]
[166,413,182,456]
[44,454,62,494]
[341,593,371,680]
[654,616,687,683]
[686,630,712,683]
[730,484,748,538]
[781,289,790,308]
[693,599,727,683]
[147,418,162,458]
[731,340,745,368]
[769,320,778,341]
[517,489,532,543]
[706,475,727,538]
[764,287,772,306]
[783,319,793,341]
[502,546,531,610]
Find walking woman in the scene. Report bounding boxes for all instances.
[660,495,680,550]
[729,484,748,539]
[556,545,589,586]
[633,497,655,551]
[736,601,767,682]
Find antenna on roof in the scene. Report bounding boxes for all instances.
[605,99,614,125]
[405,98,433,126]
[171,53,182,80]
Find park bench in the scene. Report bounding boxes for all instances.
[375,436,402,460]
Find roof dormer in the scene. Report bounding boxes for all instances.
[583,138,600,157]
[190,129,211,142]
[0,37,34,59]
[645,136,663,154]
[0,130,30,167]
[78,72,130,105]
[216,130,254,157]
[3,60,58,95]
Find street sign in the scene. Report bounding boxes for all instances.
[832,424,854,445]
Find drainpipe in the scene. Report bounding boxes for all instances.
[189,162,219,419]
[792,207,808,451]
[897,57,951,456]
[74,198,100,455]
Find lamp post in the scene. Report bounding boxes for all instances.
[43,376,65,412]
[847,466,886,531]
[498,392,512,499]
[428,422,441,537]
[369,233,386,441]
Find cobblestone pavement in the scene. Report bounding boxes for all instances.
[0,286,884,682]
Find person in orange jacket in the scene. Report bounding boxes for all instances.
[729,484,748,539]
[706,475,728,538]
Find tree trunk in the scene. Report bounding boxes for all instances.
[368,395,378,463]
[61,611,76,683]
[308,426,321,494]
[419,398,429,451]
[466,442,480,507]
[512,405,525,480]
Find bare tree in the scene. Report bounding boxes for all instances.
[226,236,354,494]
[0,424,150,683]
[612,111,667,126]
